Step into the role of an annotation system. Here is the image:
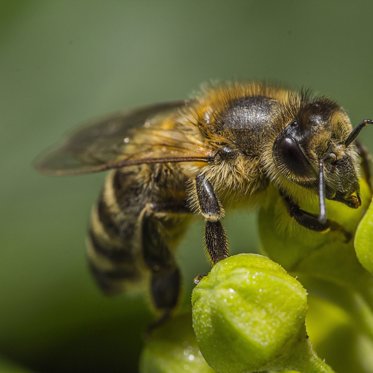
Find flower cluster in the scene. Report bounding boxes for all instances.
[140,177,373,372]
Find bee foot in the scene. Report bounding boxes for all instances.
[194,273,206,285]
[145,311,172,337]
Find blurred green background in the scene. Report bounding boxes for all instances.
[1,1,373,372]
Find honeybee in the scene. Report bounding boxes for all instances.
[36,82,372,319]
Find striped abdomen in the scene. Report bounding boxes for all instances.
[87,169,146,295]
[87,164,192,314]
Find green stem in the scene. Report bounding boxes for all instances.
[302,355,335,373]
[291,339,335,373]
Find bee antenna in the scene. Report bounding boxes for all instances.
[318,158,327,224]
[345,119,373,147]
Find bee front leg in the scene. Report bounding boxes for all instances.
[280,191,351,242]
[195,174,229,264]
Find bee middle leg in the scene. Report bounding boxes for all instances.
[195,173,229,264]
[281,192,351,242]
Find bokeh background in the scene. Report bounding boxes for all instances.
[1,1,373,372]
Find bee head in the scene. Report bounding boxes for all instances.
[273,98,371,222]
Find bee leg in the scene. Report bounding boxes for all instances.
[195,174,229,264]
[281,192,351,242]
[141,203,189,324]
[146,310,173,335]
[355,140,373,192]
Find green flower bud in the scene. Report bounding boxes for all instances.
[355,195,373,275]
[140,313,214,373]
[192,254,333,373]
[258,179,373,312]
[258,178,371,272]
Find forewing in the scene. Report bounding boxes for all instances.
[35,101,188,175]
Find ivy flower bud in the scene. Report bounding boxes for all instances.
[192,254,333,373]
[355,195,373,275]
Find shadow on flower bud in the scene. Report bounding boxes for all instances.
[192,254,334,373]
[140,313,214,373]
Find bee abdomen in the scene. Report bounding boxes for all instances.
[96,196,122,241]
[88,228,133,263]
[87,225,142,293]
[87,167,190,311]
[87,259,139,295]
[87,187,143,294]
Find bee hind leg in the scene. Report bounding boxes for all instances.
[141,203,190,326]
[146,268,181,333]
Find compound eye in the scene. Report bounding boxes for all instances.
[275,135,314,177]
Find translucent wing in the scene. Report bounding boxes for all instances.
[35,101,209,175]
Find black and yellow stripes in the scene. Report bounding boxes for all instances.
[87,170,144,294]
[86,165,191,317]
